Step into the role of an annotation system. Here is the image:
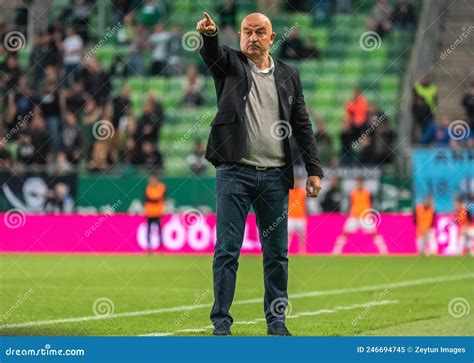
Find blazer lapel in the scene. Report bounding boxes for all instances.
[274,63,290,121]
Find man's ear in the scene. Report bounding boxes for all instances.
[270,32,276,44]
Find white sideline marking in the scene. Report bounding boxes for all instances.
[1,272,472,330]
[141,299,399,336]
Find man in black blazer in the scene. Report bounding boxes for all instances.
[196,12,324,336]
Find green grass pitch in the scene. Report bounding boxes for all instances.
[0,255,472,336]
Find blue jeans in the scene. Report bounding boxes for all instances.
[211,163,290,328]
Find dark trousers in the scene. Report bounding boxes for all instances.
[211,163,290,327]
[147,217,162,250]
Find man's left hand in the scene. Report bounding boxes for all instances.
[306,176,322,198]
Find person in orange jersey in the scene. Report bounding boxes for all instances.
[333,178,387,254]
[453,197,473,255]
[288,176,307,253]
[414,195,436,255]
[144,174,166,253]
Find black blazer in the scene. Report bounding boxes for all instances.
[199,33,324,188]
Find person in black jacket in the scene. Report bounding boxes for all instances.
[196,12,324,336]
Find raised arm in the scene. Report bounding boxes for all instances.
[196,12,230,78]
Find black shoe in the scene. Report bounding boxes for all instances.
[267,322,292,336]
[212,322,231,336]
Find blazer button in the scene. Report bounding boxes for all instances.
[243,96,247,101]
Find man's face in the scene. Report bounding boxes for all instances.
[240,14,275,59]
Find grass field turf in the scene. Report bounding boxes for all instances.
[0,255,472,336]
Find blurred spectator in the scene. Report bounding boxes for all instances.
[313,114,333,165]
[30,32,61,89]
[81,98,103,164]
[280,29,306,60]
[340,118,356,166]
[80,58,111,106]
[0,140,12,167]
[108,85,131,161]
[336,0,352,14]
[18,113,50,165]
[61,27,83,86]
[218,0,237,29]
[373,118,395,165]
[127,23,148,76]
[63,80,89,115]
[368,0,393,37]
[461,81,474,130]
[134,140,163,171]
[186,139,208,175]
[391,0,416,32]
[44,182,74,213]
[4,55,21,91]
[321,177,342,212]
[434,115,452,146]
[69,0,91,42]
[345,87,368,138]
[135,92,164,148]
[182,64,204,107]
[138,0,167,28]
[149,23,170,75]
[61,112,82,164]
[166,26,185,76]
[39,80,62,153]
[117,13,135,46]
[413,74,437,143]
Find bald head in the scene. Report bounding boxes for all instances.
[239,12,275,62]
[241,13,273,31]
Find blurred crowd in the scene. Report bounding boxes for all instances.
[0,0,417,175]
[412,74,474,148]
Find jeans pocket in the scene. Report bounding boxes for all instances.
[216,163,235,171]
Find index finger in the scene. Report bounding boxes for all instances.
[203,12,211,21]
